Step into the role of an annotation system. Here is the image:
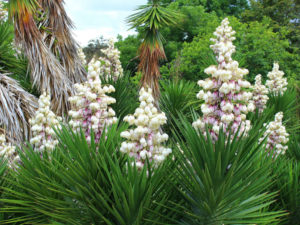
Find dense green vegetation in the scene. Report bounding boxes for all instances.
[0,0,299,224]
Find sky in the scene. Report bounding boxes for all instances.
[65,0,147,46]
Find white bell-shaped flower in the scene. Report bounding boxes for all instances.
[69,59,117,143]
[120,87,171,169]
[193,18,254,141]
[29,92,61,152]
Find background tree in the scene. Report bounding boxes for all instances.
[82,36,108,64]
[242,0,300,51]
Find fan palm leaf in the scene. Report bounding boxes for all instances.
[0,73,37,142]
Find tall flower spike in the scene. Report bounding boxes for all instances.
[253,74,269,113]
[266,62,287,96]
[69,59,117,143]
[78,48,87,66]
[120,87,172,169]
[0,134,19,169]
[193,18,255,141]
[259,112,289,158]
[30,92,62,153]
[99,39,123,80]
[0,1,7,21]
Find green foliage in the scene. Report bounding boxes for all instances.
[0,124,181,224]
[170,116,285,224]
[170,17,300,82]
[270,158,300,224]
[115,35,140,74]
[160,79,200,135]
[102,74,139,121]
[151,0,249,17]
[266,89,299,132]
[242,0,300,50]
[0,21,34,94]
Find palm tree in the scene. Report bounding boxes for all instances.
[7,0,86,115]
[127,0,181,102]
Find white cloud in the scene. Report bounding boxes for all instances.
[65,0,147,46]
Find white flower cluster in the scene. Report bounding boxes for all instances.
[259,112,289,157]
[99,39,123,80]
[266,63,287,96]
[29,92,61,152]
[69,59,117,143]
[193,18,255,141]
[78,48,86,65]
[0,134,19,168]
[120,87,172,169]
[253,74,269,113]
[0,1,7,21]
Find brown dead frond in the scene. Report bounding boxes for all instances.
[10,0,77,115]
[0,73,38,143]
[40,0,87,83]
[138,42,166,101]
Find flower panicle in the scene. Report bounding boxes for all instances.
[120,87,171,169]
[68,59,117,143]
[193,18,255,141]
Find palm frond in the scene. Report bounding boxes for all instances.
[126,0,182,101]
[0,73,38,142]
[8,0,78,115]
[40,0,87,83]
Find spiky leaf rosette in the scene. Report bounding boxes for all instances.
[259,112,289,158]
[193,18,255,141]
[0,134,19,168]
[253,74,269,113]
[0,73,38,142]
[120,87,172,169]
[266,62,288,96]
[68,59,117,143]
[99,38,123,80]
[29,92,61,153]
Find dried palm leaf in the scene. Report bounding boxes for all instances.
[138,42,166,101]
[8,0,74,115]
[0,73,38,142]
[39,0,86,83]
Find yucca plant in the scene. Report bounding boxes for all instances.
[160,79,199,118]
[127,0,182,101]
[267,88,299,132]
[169,116,285,225]
[159,79,200,136]
[269,158,300,224]
[0,157,8,222]
[1,123,180,224]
